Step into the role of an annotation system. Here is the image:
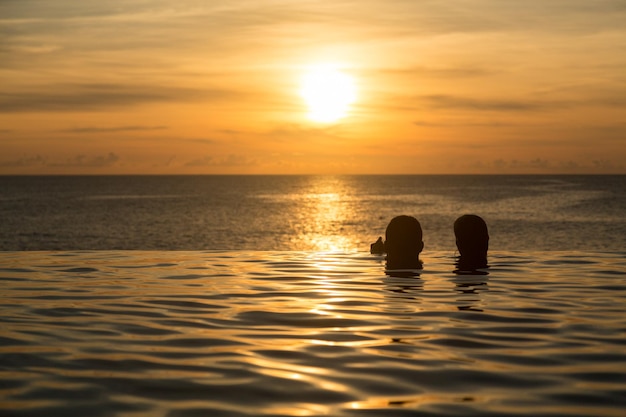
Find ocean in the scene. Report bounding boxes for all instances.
[1,175,625,416]
[1,175,625,251]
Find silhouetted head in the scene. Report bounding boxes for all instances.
[385,215,424,269]
[454,214,489,268]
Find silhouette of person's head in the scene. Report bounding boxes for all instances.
[385,215,424,270]
[454,214,489,270]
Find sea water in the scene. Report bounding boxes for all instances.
[1,250,625,416]
[1,175,625,251]
[1,175,626,416]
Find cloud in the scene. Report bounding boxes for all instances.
[265,123,346,143]
[414,120,515,127]
[492,158,551,170]
[4,1,624,34]
[396,90,626,115]
[185,138,218,145]
[48,152,121,167]
[0,83,240,113]
[592,159,618,170]
[1,153,120,169]
[534,83,626,109]
[0,1,134,20]
[184,156,214,167]
[0,155,47,167]
[489,157,623,173]
[378,65,494,79]
[184,154,256,167]
[59,125,168,133]
[420,95,560,112]
[216,129,244,135]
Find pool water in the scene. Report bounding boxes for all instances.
[1,250,625,416]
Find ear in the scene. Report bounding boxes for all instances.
[417,240,424,254]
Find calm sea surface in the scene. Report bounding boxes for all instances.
[1,175,625,251]
[1,250,625,416]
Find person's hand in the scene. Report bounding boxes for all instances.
[370,237,385,254]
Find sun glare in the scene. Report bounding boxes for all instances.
[299,65,357,123]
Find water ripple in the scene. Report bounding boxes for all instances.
[0,250,625,417]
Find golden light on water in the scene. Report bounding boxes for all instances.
[304,192,351,252]
[299,64,357,123]
[290,177,359,252]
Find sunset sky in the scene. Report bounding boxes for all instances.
[1,1,625,174]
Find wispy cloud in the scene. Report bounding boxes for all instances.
[0,155,47,167]
[377,65,494,79]
[414,120,516,128]
[488,157,623,173]
[0,153,120,169]
[0,83,240,113]
[184,154,257,167]
[265,123,347,143]
[1,0,625,174]
[47,152,121,167]
[420,95,563,112]
[59,125,168,133]
[185,138,219,145]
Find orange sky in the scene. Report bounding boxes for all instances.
[1,1,625,174]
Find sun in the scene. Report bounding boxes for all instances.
[299,65,357,123]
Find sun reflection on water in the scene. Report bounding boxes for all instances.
[289,177,361,252]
